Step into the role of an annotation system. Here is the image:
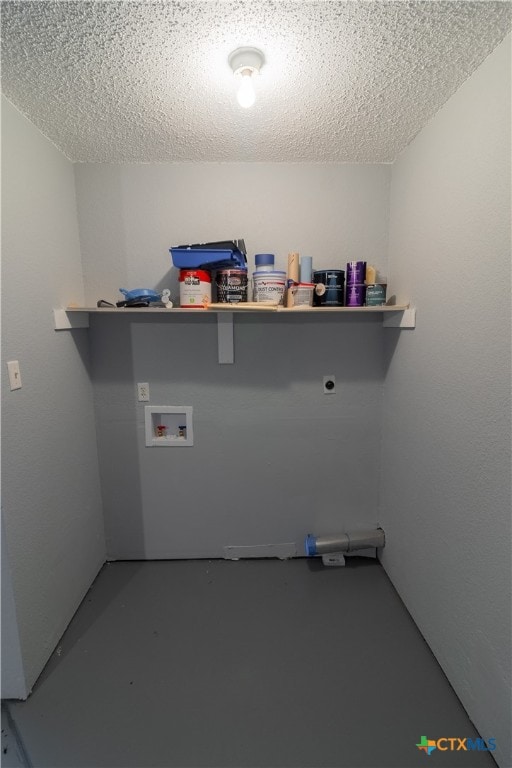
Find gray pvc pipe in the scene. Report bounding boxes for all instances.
[305,528,385,556]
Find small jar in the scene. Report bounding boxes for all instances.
[254,253,275,272]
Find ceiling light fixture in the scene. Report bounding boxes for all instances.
[228,47,264,109]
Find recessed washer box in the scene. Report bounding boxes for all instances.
[144,406,193,447]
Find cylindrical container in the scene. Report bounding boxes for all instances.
[313,270,345,307]
[215,269,248,304]
[253,270,287,304]
[254,253,275,272]
[305,529,385,556]
[286,252,300,307]
[179,269,211,308]
[346,283,366,307]
[365,284,387,306]
[300,256,313,284]
[346,261,367,285]
[289,282,315,307]
[287,252,300,282]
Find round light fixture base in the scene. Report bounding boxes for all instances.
[228,47,264,76]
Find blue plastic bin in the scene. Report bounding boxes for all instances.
[170,248,246,270]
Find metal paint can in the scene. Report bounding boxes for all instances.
[179,269,211,308]
[346,261,367,285]
[313,270,345,307]
[365,284,387,306]
[346,283,366,307]
[215,269,248,303]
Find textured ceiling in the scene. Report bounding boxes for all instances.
[1,1,511,163]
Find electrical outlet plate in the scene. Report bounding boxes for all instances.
[7,361,22,390]
[323,375,336,394]
[137,382,150,402]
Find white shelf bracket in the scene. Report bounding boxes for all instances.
[382,307,416,329]
[54,308,89,330]
[217,312,234,364]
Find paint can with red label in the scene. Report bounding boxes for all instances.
[179,269,211,308]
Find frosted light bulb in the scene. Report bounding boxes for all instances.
[229,48,264,109]
[237,71,256,108]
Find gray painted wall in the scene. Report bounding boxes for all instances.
[90,313,386,559]
[1,517,27,698]
[380,36,511,768]
[2,42,509,765]
[74,162,390,306]
[74,163,391,558]
[1,97,106,695]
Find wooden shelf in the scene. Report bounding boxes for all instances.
[62,304,410,314]
[54,304,415,364]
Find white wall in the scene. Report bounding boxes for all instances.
[380,36,511,768]
[74,163,391,558]
[1,97,106,695]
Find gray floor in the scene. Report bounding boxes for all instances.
[5,558,496,768]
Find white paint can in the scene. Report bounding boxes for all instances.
[179,269,211,308]
[252,270,287,304]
